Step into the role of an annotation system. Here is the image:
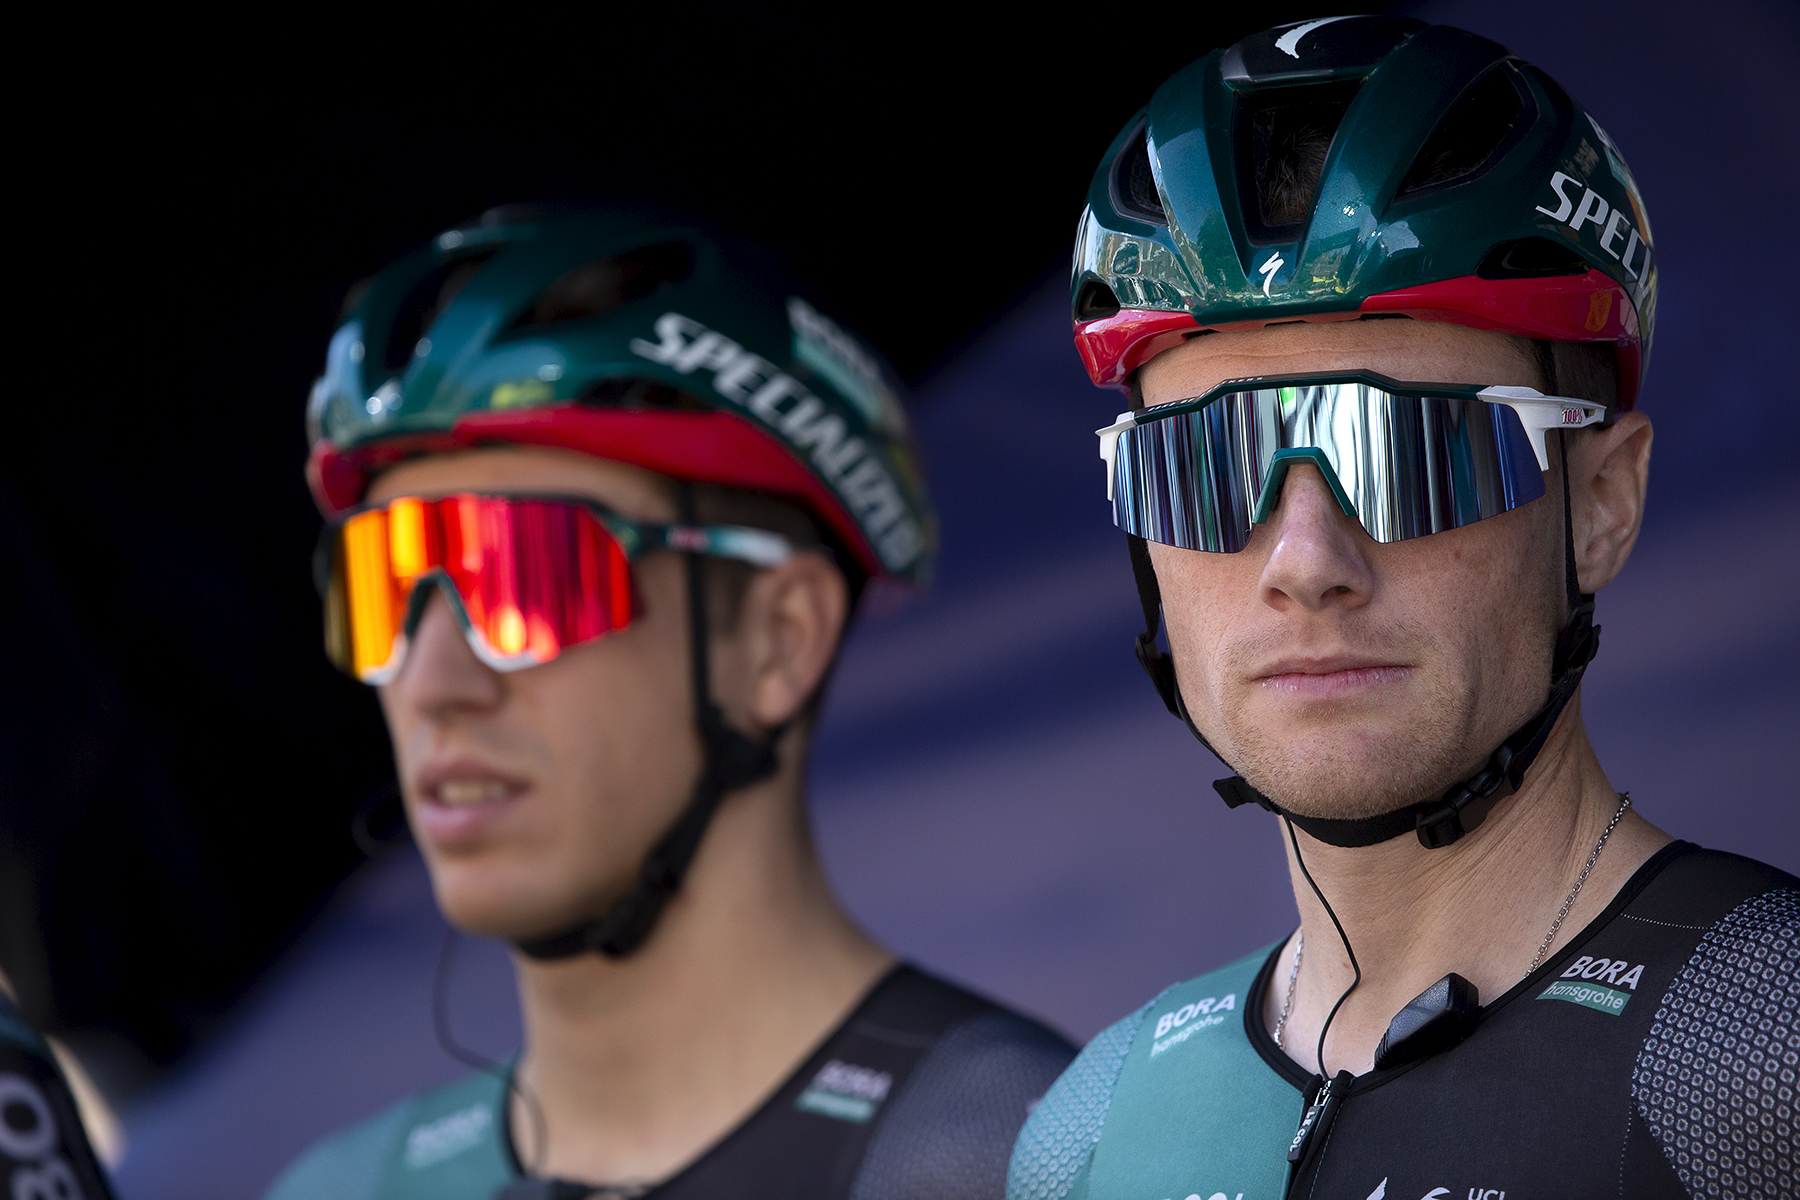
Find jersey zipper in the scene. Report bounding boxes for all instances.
[1285,1069,1353,1192]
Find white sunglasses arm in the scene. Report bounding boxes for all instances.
[662,524,796,569]
[1478,386,1609,471]
[1097,412,1136,501]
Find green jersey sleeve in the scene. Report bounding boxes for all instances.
[262,1070,513,1200]
[262,1105,404,1200]
[1008,942,1300,1200]
[1006,1002,1150,1200]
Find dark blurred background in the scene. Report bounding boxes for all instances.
[5,2,1797,1195]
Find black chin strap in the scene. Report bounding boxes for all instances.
[516,486,784,959]
[1127,431,1599,851]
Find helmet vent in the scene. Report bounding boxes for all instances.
[383,254,495,374]
[1235,81,1361,244]
[1076,279,1122,321]
[1395,65,1531,201]
[577,378,711,411]
[1109,122,1169,226]
[518,242,695,329]
[339,275,376,323]
[1477,237,1590,280]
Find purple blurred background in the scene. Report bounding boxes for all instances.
[74,2,1800,1195]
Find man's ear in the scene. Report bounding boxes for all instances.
[735,554,850,730]
[1572,411,1653,593]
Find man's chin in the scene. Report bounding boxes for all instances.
[1232,732,1472,821]
[430,872,614,946]
[442,903,600,947]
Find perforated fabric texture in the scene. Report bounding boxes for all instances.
[847,1011,1076,1200]
[1632,888,1798,1199]
[1006,1005,1148,1200]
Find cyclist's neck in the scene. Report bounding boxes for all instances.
[506,769,892,1187]
[1264,698,1671,1077]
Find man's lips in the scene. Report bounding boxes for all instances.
[432,778,518,807]
[412,760,530,844]
[1252,655,1414,700]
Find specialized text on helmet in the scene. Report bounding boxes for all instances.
[629,313,924,572]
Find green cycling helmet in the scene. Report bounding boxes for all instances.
[1073,16,1657,407]
[308,206,934,588]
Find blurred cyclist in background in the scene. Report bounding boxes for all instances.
[2,971,118,1199]
[266,207,1074,1199]
[1010,17,1796,1200]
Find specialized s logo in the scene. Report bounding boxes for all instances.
[1273,14,1355,57]
[629,312,925,572]
[1149,993,1236,1057]
[1258,252,1284,298]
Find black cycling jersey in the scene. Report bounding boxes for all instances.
[1,990,117,1200]
[268,964,1075,1200]
[1010,842,1798,1200]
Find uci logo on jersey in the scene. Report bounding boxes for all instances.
[1363,1181,1509,1200]
[1149,993,1236,1057]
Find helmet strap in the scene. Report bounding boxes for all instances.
[515,485,784,960]
[1127,432,1600,851]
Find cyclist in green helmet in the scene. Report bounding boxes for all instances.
[1010,17,1795,1200]
[265,207,1074,1200]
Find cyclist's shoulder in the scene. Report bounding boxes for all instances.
[0,990,118,1199]
[1604,841,1800,964]
[262,1070,512,1200]
[1591,844,1797,1196]
[1044,939,1278,1099]
[1005,1003,1151,1200]
[1625,840,1799,924]
[845,967,1078,1200]
[1008,941,1283,1200]
[890,964,1078,1064]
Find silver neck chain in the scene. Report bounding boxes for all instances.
[1271,792,1632,1049]
[1271,930,1304,1047]
[1527,792,1631,976]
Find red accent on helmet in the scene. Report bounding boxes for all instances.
[1358,272,1640,408]
[1073,309,1203,390]
[307,405,883,579]
[1074,270,1641,407]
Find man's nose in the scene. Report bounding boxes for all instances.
[385,583,505,718]
[1254,462,1376,612]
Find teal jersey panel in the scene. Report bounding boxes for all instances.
[1008,1006,1146,1200]
[1085,942,1302,1200]
[264,1070,514,1200]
